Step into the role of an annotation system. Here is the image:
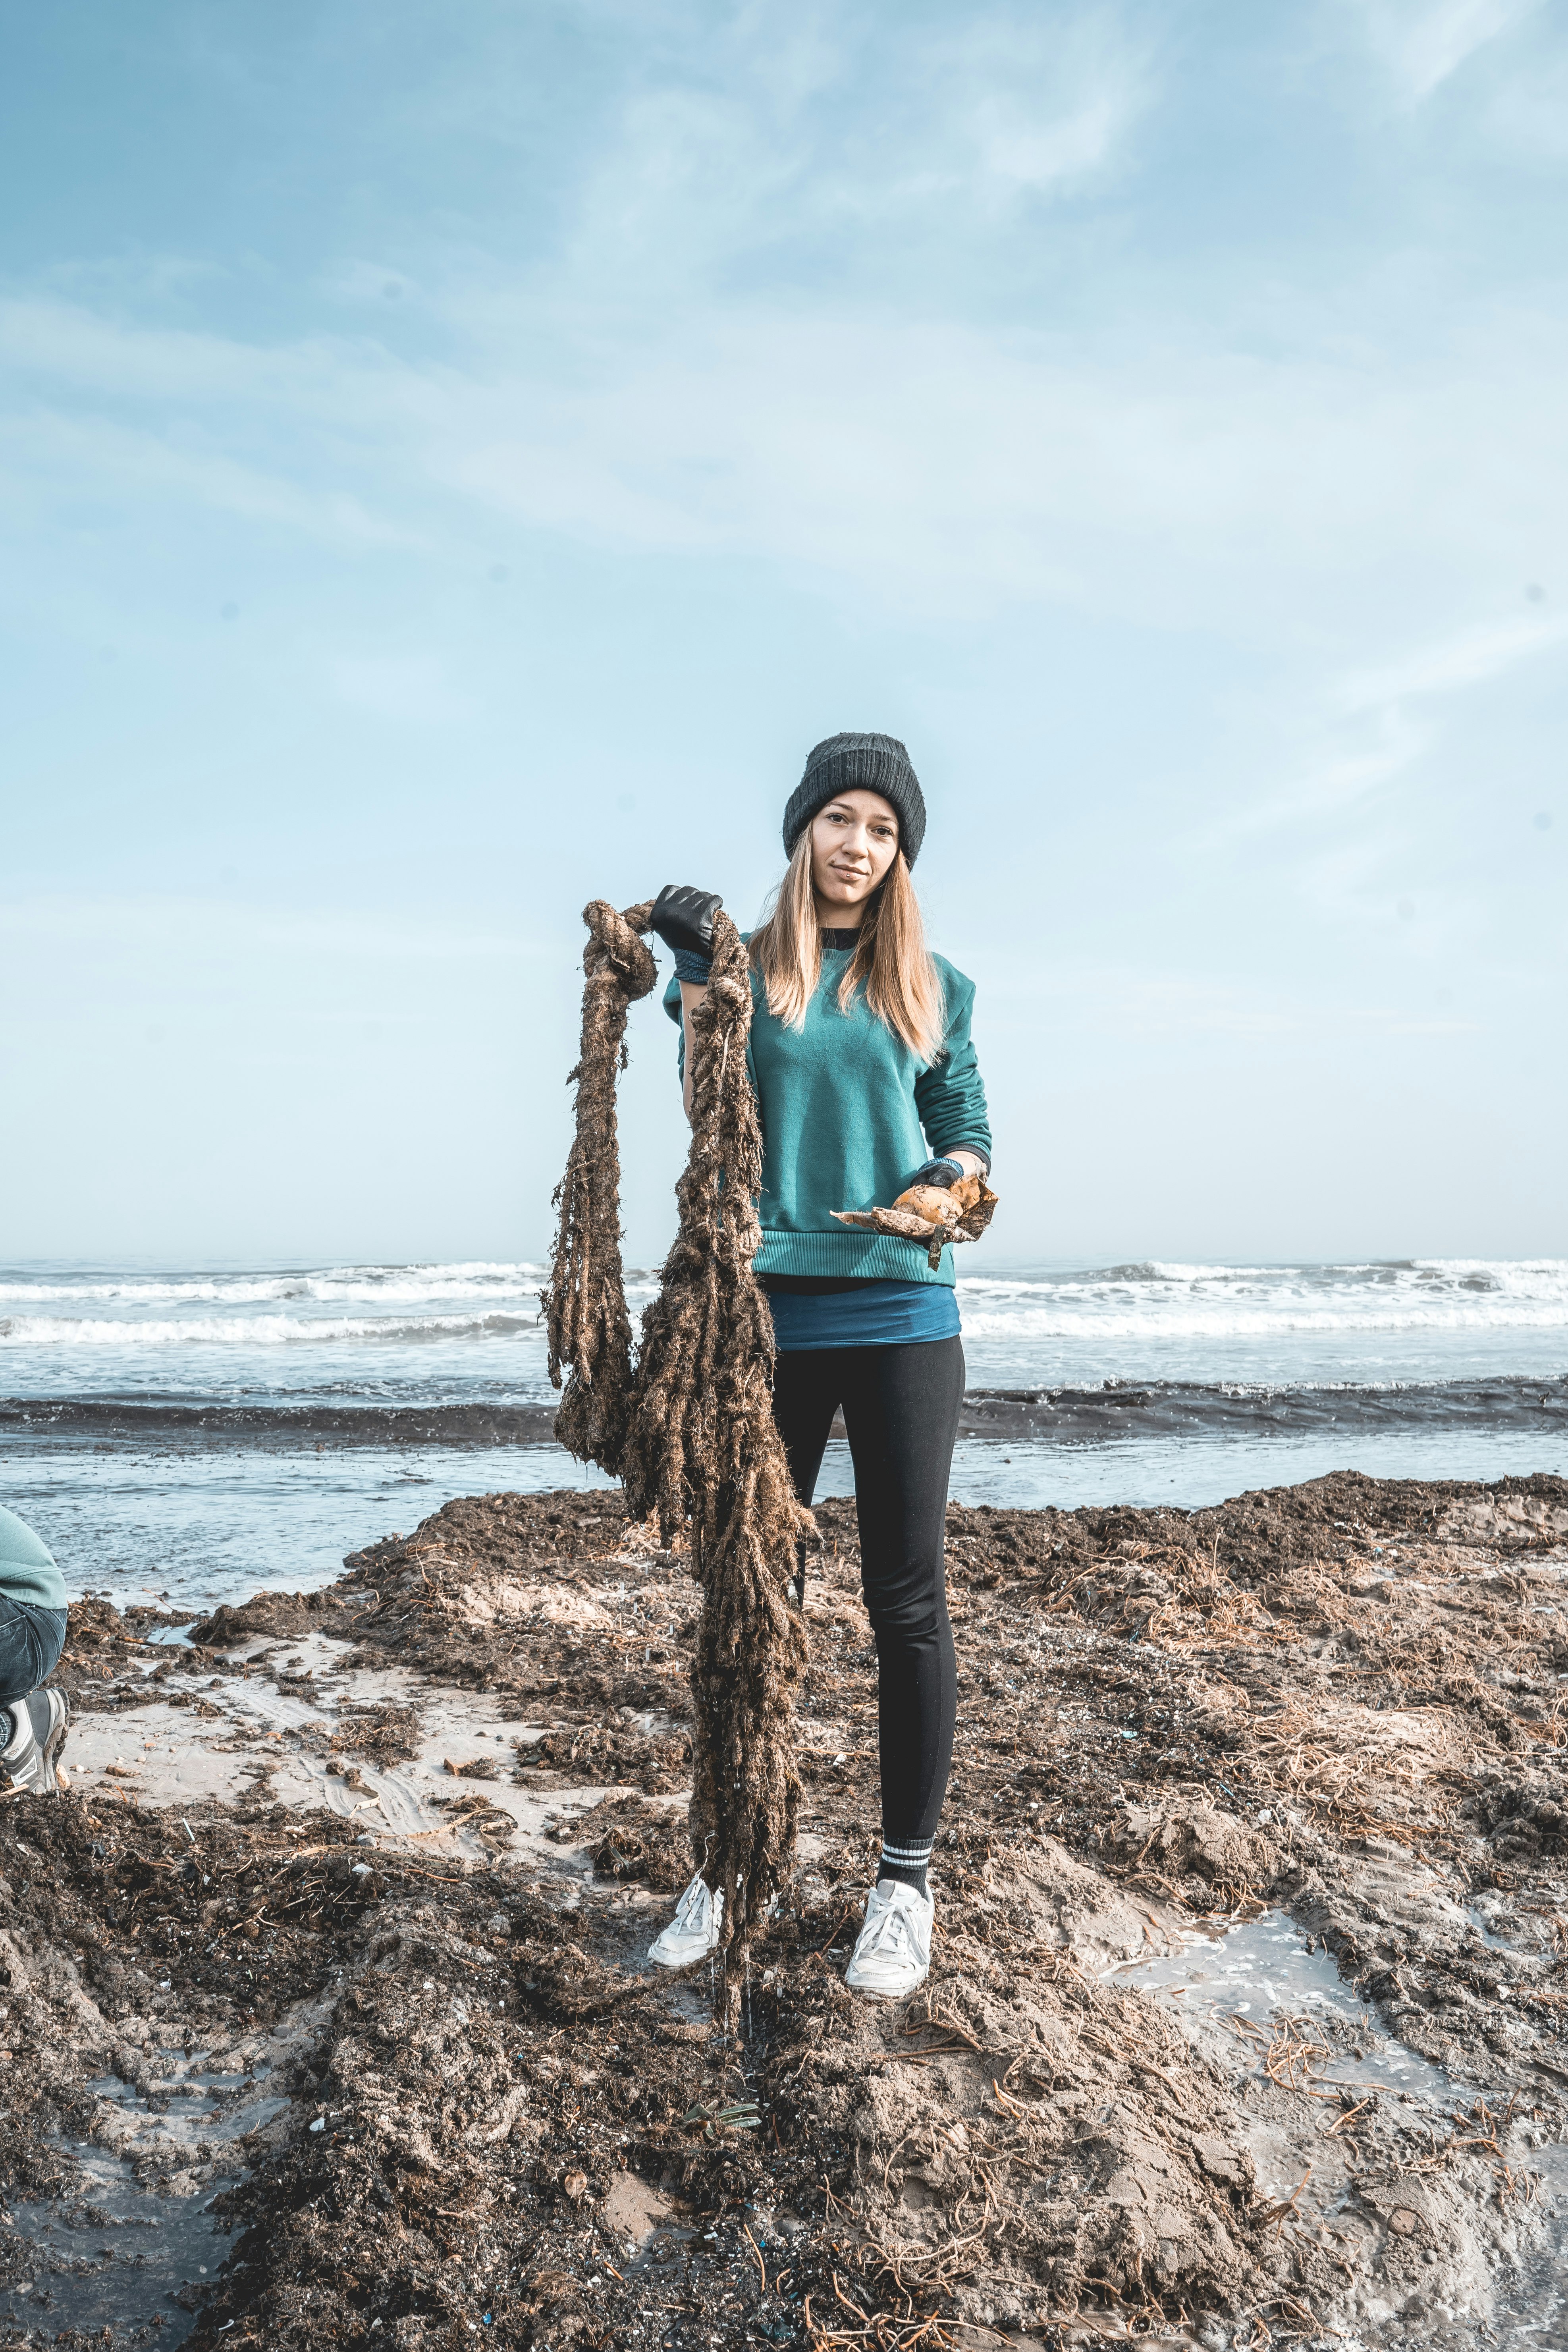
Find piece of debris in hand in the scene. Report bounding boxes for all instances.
[833,1177,999,1269]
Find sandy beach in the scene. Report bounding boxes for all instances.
[4,1468,1567,2349]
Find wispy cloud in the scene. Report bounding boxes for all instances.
[1229,712,1427,838]
[3,402,412,551]
[1339,608,1568,708]
[1,895,540,963]
[1198,588,1568,957]
[1288,603,1561,809]
[978,957,1481,1038]
[1345,0,1543,103]
[3,4,1565,654]
[555,1,1153,283]
[7,284,1567,643]
[1209,596,1568,865]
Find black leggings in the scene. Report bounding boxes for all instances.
[771,1337,963,1850]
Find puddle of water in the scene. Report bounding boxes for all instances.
[1488,2148,1568,2352]
[3,2149,240,2347]
[3,2039,293,2342]
[144,1622,198,1647]
[83,2067,289,2147]
[1109,1909,1459,2102]
[1111,1910,1568,2348]
[1467,1896,1547,1956]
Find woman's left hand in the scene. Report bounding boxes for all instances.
[906,1158,960,1188]
[908,1155,990,1189]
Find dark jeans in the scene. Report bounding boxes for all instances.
[0,1598,67,1706]
[771,1335,964,1848]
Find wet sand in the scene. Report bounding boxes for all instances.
[3,1470,1567,2349]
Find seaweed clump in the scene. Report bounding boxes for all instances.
[542,898,810,2016]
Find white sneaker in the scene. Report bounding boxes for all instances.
[2,1687,70,1797]
[844,1879,933,1998]
[647,1871,723,1968]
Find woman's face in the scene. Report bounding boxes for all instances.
[809,790,900,919]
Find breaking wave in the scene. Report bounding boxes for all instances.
[0,1261,545,1311]
[955,1259,1568,1341]
[0,1311,547,1349]
[0,1257,1562,1410]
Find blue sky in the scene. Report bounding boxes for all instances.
[3,0,1564,1268]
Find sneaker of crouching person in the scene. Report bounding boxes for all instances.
[0,1502,71,1795]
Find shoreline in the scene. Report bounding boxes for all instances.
[4,1467,1568,2346]
[4,1371,1566,1449]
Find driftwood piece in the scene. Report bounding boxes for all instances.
[832,1183,999,1272]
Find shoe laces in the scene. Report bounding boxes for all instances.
[858,1890,922,1963]
[673,1876,713,1929]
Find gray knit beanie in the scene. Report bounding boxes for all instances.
[782,733,926,868]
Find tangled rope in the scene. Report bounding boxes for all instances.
[543,899,810,2018]
[542,899,658,1476]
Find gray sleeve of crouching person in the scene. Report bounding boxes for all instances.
[0,1503,68,1613]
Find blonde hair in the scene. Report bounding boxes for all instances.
[749,833,947,1063]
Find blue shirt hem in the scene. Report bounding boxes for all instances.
[764,1281,961,1352]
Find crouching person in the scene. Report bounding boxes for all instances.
[0,1502,70,1794]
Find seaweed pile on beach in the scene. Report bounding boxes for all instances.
[3,1468,1568,2349]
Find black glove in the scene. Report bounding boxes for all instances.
[908,1157,965,1189]
[649,884,722,959]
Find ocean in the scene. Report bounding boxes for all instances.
[2,1255,1564,1615]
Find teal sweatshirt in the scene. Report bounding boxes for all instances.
[0,1503,68,1612]
[663,940,991,1285]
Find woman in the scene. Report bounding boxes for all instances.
[644,732,991,1999]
